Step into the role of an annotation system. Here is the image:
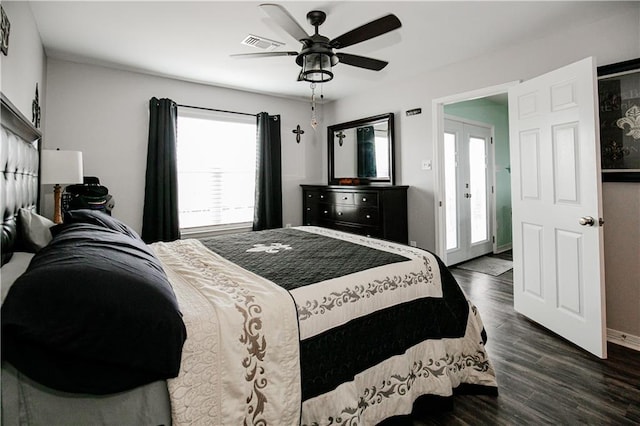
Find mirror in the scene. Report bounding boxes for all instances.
[328,113,395,185]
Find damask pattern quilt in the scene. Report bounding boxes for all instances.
[152,226,497,425]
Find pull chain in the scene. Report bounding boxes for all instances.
[310,83,318,129]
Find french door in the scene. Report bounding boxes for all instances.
[444,118,494,265]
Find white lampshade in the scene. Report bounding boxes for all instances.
[41,150,84,185]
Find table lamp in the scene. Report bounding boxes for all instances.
[41,149,84,224]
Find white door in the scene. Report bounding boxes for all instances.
[444,119,494,265]
[508,57,607,358]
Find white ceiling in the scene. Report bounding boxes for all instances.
[28,1,622,102]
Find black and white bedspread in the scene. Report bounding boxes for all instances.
[151,226,497,425]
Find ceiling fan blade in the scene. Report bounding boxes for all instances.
[260,3,309,42]
[336,53,388,71]
[230,51,298,59]
[330,14,401,49]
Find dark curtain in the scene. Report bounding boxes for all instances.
[357,125,377,178]
[141,97,180,243]
[253,113,282,231]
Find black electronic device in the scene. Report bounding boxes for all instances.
[63,176,114,215]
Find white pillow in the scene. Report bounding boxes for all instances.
[18,208,55,251]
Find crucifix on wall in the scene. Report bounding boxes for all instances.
[292,124,304,143]
[32,83,41,128]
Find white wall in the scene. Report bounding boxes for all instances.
[603,182,640,341]
[0,2,46,123]
[331,3,640,338]
[43,59,324,232]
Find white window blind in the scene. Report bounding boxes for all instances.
[176,108,256,231]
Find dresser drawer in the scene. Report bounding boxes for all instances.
[329,191,354,204]
[305,190,329,203]
[357,207,379,225]
[353,192,378,206]
[304,204,332,226]
[333,206,379,225]
[303,204,318,224]
[333,205,357,222]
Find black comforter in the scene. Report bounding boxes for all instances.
[2,220,187,394]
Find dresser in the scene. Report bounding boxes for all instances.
[301,185,409,244]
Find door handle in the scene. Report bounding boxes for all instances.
[579,216,595,226]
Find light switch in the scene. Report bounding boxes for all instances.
[421,160,432,170]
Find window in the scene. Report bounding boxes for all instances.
[176,108,256,233]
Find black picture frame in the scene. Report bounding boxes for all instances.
[597,58,640,182]
[0,5,10,56]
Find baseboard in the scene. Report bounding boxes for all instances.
[495,243,512,254]
[607,328,640,351]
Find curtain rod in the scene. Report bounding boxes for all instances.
[176,103,256,117]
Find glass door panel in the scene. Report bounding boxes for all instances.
[469,136,488,244]
[444,132,458,250]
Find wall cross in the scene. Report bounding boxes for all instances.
[292,124,305,143]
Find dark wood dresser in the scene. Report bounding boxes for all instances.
[301,185,408,244]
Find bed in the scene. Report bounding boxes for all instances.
[1,93,497,425]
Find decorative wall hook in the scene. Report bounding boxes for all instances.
[292,124,304,143]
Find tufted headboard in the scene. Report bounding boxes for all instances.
[1,93,42,266]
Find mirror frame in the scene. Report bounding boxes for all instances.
[328,112,395,185]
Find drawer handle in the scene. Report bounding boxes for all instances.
[362,197,367,202]
[308,194,312,198]
[342,196,348,200]
[337,211,343,216]
[306,207,310,211]
[320,195,324,199]
[366,214,371,219]
[323,210,329,214]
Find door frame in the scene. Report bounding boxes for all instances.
[432,81,519,264]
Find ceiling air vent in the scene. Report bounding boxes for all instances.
[241,34,284,51]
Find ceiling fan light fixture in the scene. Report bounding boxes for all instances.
[301,52,333,83]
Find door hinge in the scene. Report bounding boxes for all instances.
[492,236,495,243]
[490,137,493,144]
[439,201,443,207]
[491,185,494,194]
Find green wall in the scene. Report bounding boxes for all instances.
[444,98,512,250]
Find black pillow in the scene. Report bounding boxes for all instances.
[1,222,187,394]
[53,209,142,241]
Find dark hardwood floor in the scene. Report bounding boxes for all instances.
[396,252,640,425]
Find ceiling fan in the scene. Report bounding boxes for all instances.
[231,3,402,83]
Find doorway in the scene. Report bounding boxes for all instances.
[444,118,494,265]
[432,81,518,265]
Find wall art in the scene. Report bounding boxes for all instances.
[1,5,10,56]
[598,58,640,182]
